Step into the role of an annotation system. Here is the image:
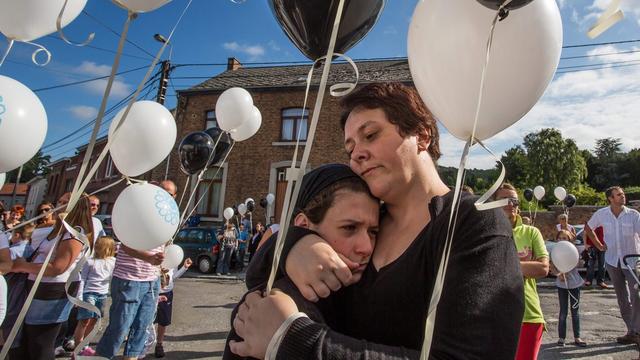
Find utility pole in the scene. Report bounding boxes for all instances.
[156,60,171,105]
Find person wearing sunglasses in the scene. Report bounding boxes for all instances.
[36,202,56,228]
[494,183,549,360]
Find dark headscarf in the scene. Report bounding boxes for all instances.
[293,163,361,215]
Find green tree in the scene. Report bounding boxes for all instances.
[500,145,529,189]
[594,137,622,159]
[6,150,51,183]
[522,128,587,204]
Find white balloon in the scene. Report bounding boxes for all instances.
[238,203,247,216]
[554,186,567,201]
[408,0,562,141]
[112,182,179,251]
[231,106,262,142]
[0,0,87,42]
[109,101,176,177]
[0,75,47,173]
[112,0,171,13]
[223,207,234,220]
[266,193,275,205]
[0,173,5,190]
[551,241,579,273]
[533,186,545,201]
[216,88,254,132]
[162,244,184,270]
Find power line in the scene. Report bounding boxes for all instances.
[563,39,640,49]
[556,61,640,74]
[558,59,640,70]
[81,10,156,59]
[33,65,150,92]
[42,75,159,150]
[561,49,640,61]
[45,34,152,61]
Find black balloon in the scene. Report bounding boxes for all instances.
[259,198,268,208]
[523,188,534,202]
[178,131,215,175]
[204,127,232,165]
[246,201,255,212]
[269,0,385,60]
[476,0,534,11]
[564,194,577,208]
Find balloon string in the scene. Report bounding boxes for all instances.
[0,216,68,360]
[57,0,95,46]
[67,10,135,213]
[0,39,14,68]
[68,0,193,213]
[420,1,511,358]
[176,131,229,228]
[173,141,236,237]
[266,0,347,293]
[564,276,580,310]
[21,40,52,66]
[0,178,124,235]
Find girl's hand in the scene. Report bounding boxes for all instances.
[158,295,168,302]
[285,234,359,302]
[230,290,298,359]
[184,258,193,268]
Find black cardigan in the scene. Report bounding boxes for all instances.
[231,192,524,359]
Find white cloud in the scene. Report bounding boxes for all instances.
[437,53,640,169]
[68,105,98,120]
[267,40,281,52]
[74,61,132,97]
[223,42,266,59]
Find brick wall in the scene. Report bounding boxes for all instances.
[163,87,349,225]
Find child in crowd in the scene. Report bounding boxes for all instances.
[74,236,117,356]
[553,229,587,347]
[9,223,35,260]
[152,257,193,358]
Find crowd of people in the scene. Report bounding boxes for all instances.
[0,82,639,360]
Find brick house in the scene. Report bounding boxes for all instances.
[45,136,125,215]
[166,58,412,226]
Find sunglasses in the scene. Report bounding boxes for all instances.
[504,198,520,207]
[39,208,52,213]
[90,203,99,207]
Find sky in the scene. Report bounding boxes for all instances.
[0,0,639,169]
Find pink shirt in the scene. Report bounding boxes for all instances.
[112,245,163,282]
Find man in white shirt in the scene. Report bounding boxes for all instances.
[585,186,640,345]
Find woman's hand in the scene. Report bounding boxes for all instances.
[230,290,298,359]
[285,234,359,302]
[11,257,26,273]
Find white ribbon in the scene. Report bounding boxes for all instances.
[420,1,511,358]
[587,0,624,39]
[266,0,350,293]
[56,0,95,46]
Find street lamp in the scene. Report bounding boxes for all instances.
[153,33,172,60]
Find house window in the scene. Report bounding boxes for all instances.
[205,110,217,130]
[105,155,114,178]
[65,179,74,192]
[195,167,225,217]
[281,108,309,141]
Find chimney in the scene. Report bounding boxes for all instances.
[227,57,242,71]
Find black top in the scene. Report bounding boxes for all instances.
[239,192,524,359]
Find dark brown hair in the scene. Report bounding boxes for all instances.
[339,82,441,160]
[605,186,623,203]
[299,177,375,224]
[48,194,95,251]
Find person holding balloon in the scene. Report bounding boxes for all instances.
[216,222,238,276]
[153,257,193,358]
[95,180,177,360]
[494,183,549,360]
[551,229,587,347]
[230,83,524,359]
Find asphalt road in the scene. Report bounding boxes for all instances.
[64,270,640,359]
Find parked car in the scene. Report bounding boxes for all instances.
[173,227,221,273]
[545,224,586,273]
